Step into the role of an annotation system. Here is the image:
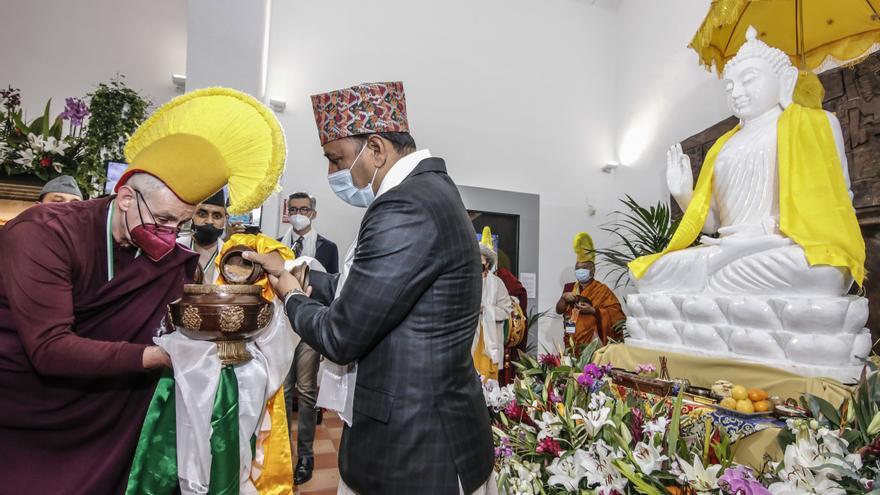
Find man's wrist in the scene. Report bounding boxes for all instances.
[283,288,308,306]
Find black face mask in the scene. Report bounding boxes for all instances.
[192,223,224,245]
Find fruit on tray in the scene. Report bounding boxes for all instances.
[731,385,748,401]
[748,388,769,402]
[736,399,755,414]
[716,384,774,414]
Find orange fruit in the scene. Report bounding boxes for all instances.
[748,388,769,402]
[731,385,748,401]
[753,400,773,412]
[736,400,755,414]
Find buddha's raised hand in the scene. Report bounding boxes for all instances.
[666,143,693,207]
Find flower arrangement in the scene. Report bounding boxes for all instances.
[487,341,880,494]
[0,87,86,180]
[0,76,150,197]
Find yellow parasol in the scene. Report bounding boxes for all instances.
[691,0,880,75]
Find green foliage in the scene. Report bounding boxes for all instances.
[591,195,682,288]
[77,75,150,197]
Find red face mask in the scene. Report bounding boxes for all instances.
[126,190,179,262]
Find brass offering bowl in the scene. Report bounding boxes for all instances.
[219,244,265,285]
[170,284,273,365]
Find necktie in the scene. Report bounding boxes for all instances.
[292,237,303,257]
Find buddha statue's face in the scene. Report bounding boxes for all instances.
[723,57,781,121]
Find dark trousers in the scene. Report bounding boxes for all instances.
[284,340,320,459]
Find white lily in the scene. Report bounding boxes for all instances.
[581,440,628,495]
[14,148,35,169]
[534,411,563,440]
[768,466,846,495]
[547,450,590,491]
[632,441,667,475]
[642,416,669,438]
[588,391,611,411]
[583,407,614,437]
[677,454,721,493]
[482,379,515,410]
[43,136,70,156]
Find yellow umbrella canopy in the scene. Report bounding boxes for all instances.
[691,0,880,75]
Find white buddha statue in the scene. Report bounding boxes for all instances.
[624,27,870,381]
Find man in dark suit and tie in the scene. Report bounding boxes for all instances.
[246,81,494,494]
[277,191,339,484]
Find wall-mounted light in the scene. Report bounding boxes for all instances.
[171,74,186,91]
[601,162,619,174]
[269,98,286,113]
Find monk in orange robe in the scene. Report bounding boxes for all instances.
[555,232,625,350]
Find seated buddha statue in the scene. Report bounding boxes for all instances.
[624,27,869,379]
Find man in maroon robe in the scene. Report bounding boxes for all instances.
[0,174,197,495]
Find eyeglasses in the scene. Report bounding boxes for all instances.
[288,207,313,215]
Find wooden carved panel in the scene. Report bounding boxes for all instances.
[677,53,880,349]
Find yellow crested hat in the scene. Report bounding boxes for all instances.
[480,226,494,251]
[573,232,594,263]
[119,87,286,215]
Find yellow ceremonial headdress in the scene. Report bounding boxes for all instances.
[119,87,286,214]
[479,226,497,267]
[573,232,595,263]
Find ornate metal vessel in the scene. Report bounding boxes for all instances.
[169,284,273,365]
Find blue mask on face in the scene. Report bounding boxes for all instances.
[328,143,378,208]
[575,268,592,283]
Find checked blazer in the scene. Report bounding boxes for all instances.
[284,157,494,494]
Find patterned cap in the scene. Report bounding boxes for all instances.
[310,81,409,145]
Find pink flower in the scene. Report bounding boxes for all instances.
[539,353,561,368]
[536,437,563,457]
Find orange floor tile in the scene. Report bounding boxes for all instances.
[291,411,342,494]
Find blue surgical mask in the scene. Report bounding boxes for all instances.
[328,143,378,208]
[575,268,592,283]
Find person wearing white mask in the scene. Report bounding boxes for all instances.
[244,81,495,495]
[555,232,626,352]
[276,191,338,485]
[279,192,339,274]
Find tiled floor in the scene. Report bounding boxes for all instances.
[291,411,343,494]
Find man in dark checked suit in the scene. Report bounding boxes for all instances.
[244,82,494,494]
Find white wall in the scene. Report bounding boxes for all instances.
[0,0,186,116]
[264,0,636,352]
[613,0,731,203]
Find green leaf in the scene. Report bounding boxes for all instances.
[667,390,684,456]
[41,99,51,137]
[806,394,841,428]
[611,460,666,495]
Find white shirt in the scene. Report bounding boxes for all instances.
[279,227,317,257]
[177,235,224,284]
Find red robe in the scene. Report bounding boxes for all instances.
[0,197,196,495]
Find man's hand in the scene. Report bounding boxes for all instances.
[575,301,596,315]
[143,346,171,369]
[242,251,308,299]
[562,293,578,304]
[242,251,287,277]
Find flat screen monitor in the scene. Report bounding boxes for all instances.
[104,161,127,196]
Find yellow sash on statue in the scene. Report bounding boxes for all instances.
[629,104,865,285]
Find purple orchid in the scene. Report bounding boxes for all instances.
[718,466,770,495]
[59,97,90,127]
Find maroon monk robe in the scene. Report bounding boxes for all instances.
[0,196,197,495]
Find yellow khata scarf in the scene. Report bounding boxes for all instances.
[629,104,865,285]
